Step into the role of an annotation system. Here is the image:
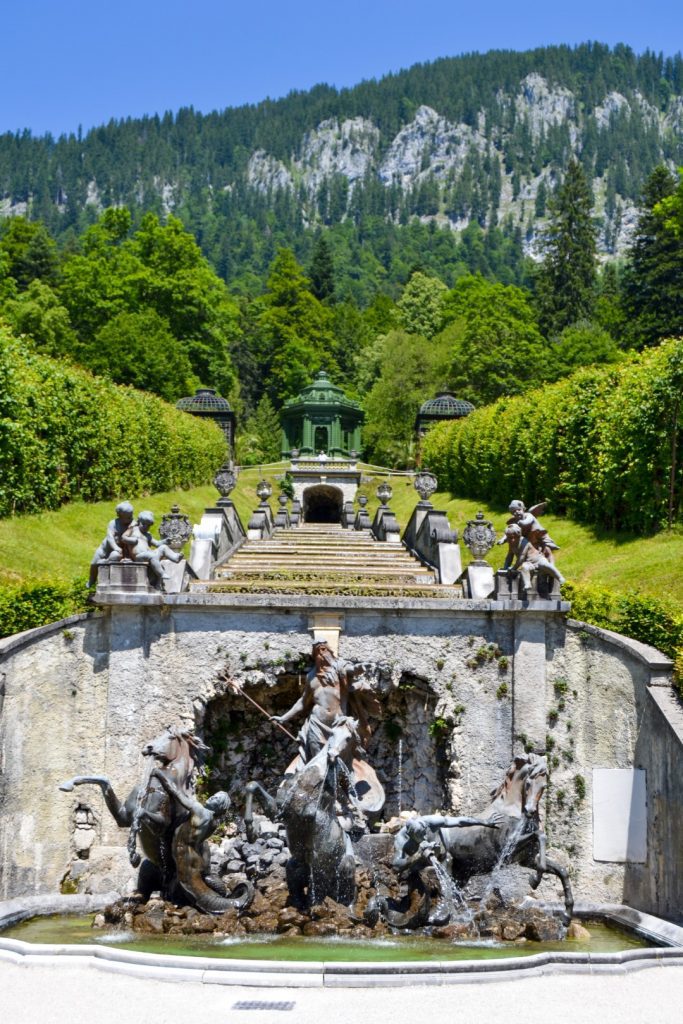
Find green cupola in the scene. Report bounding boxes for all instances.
[280,372,364,458]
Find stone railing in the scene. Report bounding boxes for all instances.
[246,501,275,542]
[402,503,461,584]
[189,500,247,580]
[291,459,358,473]
[371,504,401,543]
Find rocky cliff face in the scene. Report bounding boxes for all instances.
[238,72,681,257]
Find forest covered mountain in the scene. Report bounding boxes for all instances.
[1,43,682,298]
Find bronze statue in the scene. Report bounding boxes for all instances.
[148,768,253,915]
[245,719,359,907]
[60,725,253,914]
[87,501,134,587]
[271,640,385,822]
[392,812,501,873]
[241,641,385,907]
[382,754,573,924]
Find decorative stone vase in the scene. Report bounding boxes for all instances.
[290,448,300,460]
[357,495,368,508]
[414,470,438,503]
[256,480,273,503]
[463,511,497,562]
[214,463,237,499]
[376,482,393,506]
[158,505,192,552]
[278,494,288,508]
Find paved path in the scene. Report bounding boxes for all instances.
[3,961,683,1024]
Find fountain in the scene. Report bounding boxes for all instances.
[2,490,683,984]
[49,639,578,949]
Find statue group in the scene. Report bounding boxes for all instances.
[88,501,182,590]
[60,639,573,926]
[499,499,565,594]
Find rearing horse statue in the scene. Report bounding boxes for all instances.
[60,725,209,899]
[391,753,573,921]
[244,720,359,907]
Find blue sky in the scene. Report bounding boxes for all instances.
[3,0,681,137]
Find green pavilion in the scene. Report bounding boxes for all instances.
[280,371,364,458]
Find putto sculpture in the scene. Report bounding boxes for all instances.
[497,500,565,596]
[88,501,135,587]
[88,503,183,591]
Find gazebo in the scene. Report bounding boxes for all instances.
[176,388,236,457]
[414,391,475,437]
[280,371,363,458]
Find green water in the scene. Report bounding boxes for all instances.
[3,915,649,962]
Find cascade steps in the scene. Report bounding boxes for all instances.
[195,522,461,597]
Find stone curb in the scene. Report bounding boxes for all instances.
[1,896,681,987]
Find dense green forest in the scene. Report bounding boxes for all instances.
[1,155,682,478]
[1,44,682,299]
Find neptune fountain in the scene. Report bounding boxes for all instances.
[59,638,574,943]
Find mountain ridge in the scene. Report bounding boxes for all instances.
[1,42,682,286]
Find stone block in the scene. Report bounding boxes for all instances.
[593,768,647,862]
[96,561,155,595]
[466,563,495,599]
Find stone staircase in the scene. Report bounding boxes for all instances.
[196,523,460,597]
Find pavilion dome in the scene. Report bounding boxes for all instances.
[284,371,362,412]
[176,387,233,413]
[418,392,475,419]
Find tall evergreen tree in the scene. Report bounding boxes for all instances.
[308,233,335,302]
[621,166,683,348]
[535,160,598,337]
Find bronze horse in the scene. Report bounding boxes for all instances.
[386,753,573,925]
[244,720,360,907]
[60,725,208,899]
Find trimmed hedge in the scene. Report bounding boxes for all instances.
[0,577,89,640]
[564,580,683,690]
[422,339,683,534]
[0,324,226,517]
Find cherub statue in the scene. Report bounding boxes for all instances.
[88,501,135,587]
[122,510,182,589]
[500,499,559,563]
[501,523,565,595]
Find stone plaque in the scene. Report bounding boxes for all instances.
[592,768,647,863]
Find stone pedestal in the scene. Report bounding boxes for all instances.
[466,562,495,599]
[96,561,155,595]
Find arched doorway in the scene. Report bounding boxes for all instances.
[303,484,343,523]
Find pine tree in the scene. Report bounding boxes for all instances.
[535,160,597,337]
[621,166,683,348]
[308,233,335,302]
[236,394,283,465]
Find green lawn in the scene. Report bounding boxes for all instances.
[1,463,681,611]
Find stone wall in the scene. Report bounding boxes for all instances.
[0,595,680,922]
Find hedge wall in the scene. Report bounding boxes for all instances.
[0,325,226,516]
[0,578,88,640]
[422,339,683,534]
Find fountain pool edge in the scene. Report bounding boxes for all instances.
[1,896,682,986]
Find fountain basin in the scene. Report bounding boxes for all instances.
[1,895,682,986]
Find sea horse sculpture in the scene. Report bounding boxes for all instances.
[59,724,252,913]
